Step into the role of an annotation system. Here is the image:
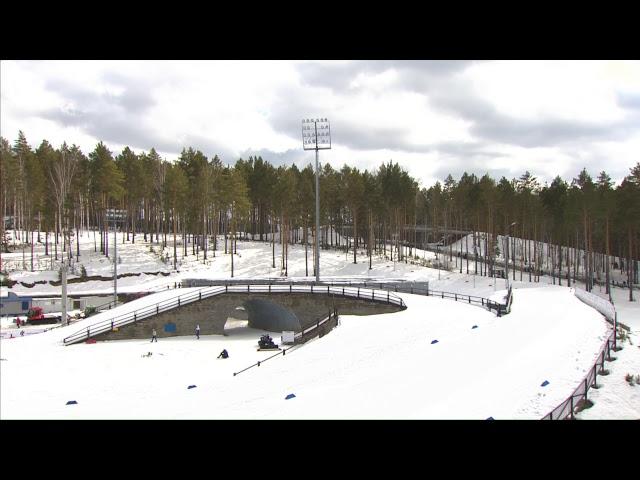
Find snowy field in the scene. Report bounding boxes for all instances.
[0,285,611,419]
[1,230,639,419]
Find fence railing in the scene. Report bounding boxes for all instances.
[232,308,339,377]
[62,284,403,345]
[541,328,616,420]
[541,290,618,420]
[187,278,509,316]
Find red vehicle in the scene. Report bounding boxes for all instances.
[26,307,61,325]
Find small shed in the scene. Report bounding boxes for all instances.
[0,292,33,315]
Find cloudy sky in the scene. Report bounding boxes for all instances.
[2,60,639,187]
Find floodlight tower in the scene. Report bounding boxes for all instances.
[302,118,331,283]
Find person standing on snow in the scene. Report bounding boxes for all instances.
[151,328,158,342]
[195,324,200,339]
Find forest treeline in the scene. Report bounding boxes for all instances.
[1,131,639,295]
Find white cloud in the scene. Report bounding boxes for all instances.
[1,60,638,186]
[466,60,627,124]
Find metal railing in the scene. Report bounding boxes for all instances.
[62,284,403,345]
[232,308,339,377]
[541,328,616,420]
[541,290,618,420]
[186,279,510,316]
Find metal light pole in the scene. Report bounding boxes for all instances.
[61,253,68,325]
[506,222,517,291]
[107,208,124,307]
[113,215,118,306]
[302,118,331,283]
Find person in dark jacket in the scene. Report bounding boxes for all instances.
[217,349,228,359]
[195,324,200,339]
[151,328,158,342]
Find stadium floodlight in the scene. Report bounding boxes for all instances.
[302,117,331,282]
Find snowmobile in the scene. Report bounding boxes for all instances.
[257,334,280,351]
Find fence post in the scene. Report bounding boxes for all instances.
[290,284,292,293]
[387,291,390,302]
[134,313,137,323]
[586,377,590,400]
[248,284,250,293]
[312,285,314,293]
[178,297,180,306]
[372,290,374,300]
[111,320,113,330]
[570,396,574,419]
[357,288,360,298]
[87,326,90,338]
[426,284,429,296]
[327,285,330,294]
[455,294,457,301]
[199,292,201,300]
[156,306,159,314]
[225,285,228,293]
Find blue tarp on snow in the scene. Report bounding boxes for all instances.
[541,380,549,387]
[431,339,439,344]
[285,393,296,400]
[188,385,197,389]
[66,400,78,405]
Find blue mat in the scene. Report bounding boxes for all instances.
[188,385,197,389]
[472,325,478,329]
[285,393,296,400]
[66,400,78,405]
[431,339,439,344]
[540,380,549,387]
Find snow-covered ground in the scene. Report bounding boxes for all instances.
[1,230,638,419]
[0,284,611,419]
